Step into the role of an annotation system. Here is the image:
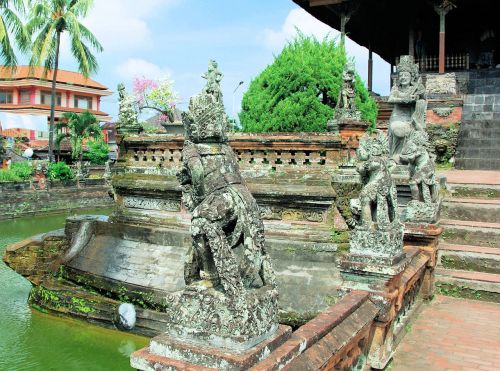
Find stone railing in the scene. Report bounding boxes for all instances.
[395,53,470,72]
[117,132,345,176]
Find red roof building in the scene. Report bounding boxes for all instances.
[0,66,112,121]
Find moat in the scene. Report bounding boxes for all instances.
[0,209,148,371]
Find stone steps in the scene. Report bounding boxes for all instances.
[440,219,500,248]
[436,174,500,299]
[435,268,500,294]
[438,243,500,274]
[441,198,500,223]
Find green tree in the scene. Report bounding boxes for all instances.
[239,33,377,132]
[0,136,6,163]
[56,111,102,168]
[83,137,108,165]
[0,0,30,68]
[28,0,103,162]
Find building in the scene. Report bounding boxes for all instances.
[293,0,500,170]
[0,66,112,121]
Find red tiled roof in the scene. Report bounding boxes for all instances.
[0,66,108,90]
[0,103,109,117]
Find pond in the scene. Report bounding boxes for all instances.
[0,209,149,371]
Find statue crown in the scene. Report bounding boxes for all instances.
[396,55,419,77]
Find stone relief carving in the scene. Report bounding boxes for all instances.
[388,55,427,164]
[349,130,404,261]
[432,107,453,117]
[123,196,180,212]
[171,60,278,343]
[400,130,440,223]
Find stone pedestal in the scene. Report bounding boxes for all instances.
[130,325,291,370]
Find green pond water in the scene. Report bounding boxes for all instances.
[0,209,149,371]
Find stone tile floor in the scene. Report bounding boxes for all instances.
[391,295,500,371]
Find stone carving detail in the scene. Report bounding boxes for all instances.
[349,130,404,261]
[400,131,440,223]
[426,73,457,95]
[388,55,427,164]
[123,196,180,212]
[432,107,453,117]
[260,206,323,222]
[117,83,142,134]
[328,61,361,131]
[172,60,278,343]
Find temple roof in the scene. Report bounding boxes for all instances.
[0,66,108,90]
[292,0,499,66]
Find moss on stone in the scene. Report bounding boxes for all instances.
[436,283,500,303]
[279,310,318,329]
[441,255,499,274]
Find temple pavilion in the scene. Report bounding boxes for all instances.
[294,0,500,170]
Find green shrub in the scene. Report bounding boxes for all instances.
[48,162,74,181]
[83,138,109,165]
[239,33,377,132]
[0,169,21,182]
[10,162,33,180]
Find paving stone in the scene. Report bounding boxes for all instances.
[392,296,500,371]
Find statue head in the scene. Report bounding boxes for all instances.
[343,61,356,80]
[357,130,389,161]
[183,61,228,143]
[396,55,419,88]
[117,83,125,99]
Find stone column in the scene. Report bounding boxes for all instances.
[408,27,415,57]
[368,46,373,92]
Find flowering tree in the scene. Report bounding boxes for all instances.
[133,77,179,124]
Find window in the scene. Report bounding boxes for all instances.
[74,95,93,110]
[41,90,62,106]
[20,89,30,104]
[0,90,13,104]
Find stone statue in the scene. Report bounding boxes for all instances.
[328,61,361,131]
[349,130,404,262]
[388,55,427,163]
[400,130,440,222]
[170,60,277,342]
[117,83,142,134]
[201,59,223,103]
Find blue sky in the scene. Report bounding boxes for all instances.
[1,0,389,130]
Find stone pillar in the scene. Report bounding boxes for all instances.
[368,47,373,92]
[408,27,415,57]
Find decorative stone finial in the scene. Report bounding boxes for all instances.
[117,83,142,134]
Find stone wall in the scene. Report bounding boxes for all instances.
[0,179,114,220]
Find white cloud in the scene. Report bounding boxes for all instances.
[0,113,47,131]
[82,0,177,53]
[115,58,173,82]
[263,8,333,50]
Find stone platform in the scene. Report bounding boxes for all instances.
[130,325,292,370]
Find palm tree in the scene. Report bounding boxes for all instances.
[28,0,102,162]
[56,110,102,172]
[0,0,30,68]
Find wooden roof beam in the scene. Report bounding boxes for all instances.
[310,0,348,7]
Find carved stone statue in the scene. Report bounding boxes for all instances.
[349,130,404,262]
[327,61,361,131]
[388,55,427,163]
[171,60,277,343]
[400,130,440,222]
[117,83,142,134]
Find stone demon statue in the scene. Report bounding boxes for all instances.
[400,130,441,223]
[400,130,438,204]
[349,130,404,261]
[352,130,398,229]
[176,60,275,298]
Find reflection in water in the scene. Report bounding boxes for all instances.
[0,209,148,371]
